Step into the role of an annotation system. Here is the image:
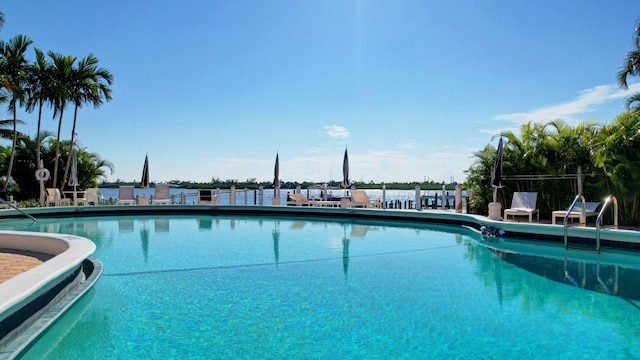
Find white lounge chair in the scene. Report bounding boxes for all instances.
[552,201,600,225]
[503,192,539,222]
[286,194,313,206]
[46,188,71,207]
[117,186,135,205]
[350,190,382,208]
[84,188,100,205]
[152,184,171,204]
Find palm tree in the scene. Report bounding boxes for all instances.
[47,51,76,189]
[0,34,34,191]
[24,48,52,170]
[61,53,113,190]
[617,23,640,110]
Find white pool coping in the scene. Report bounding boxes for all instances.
[0,231,96,325]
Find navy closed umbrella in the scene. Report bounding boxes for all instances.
[273,153,280,188]
[491,137,504,202]
[141,154,150,189]
[342,148,351,189]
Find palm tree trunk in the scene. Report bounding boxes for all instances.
[3,102,18,192]
[36,99,43,167]
[53,107,64,189]
[36,99,45,206]
[61,104,79,191]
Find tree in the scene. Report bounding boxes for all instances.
[0,34,34,191]
[617,23,640,110]
[61,53,113,189]
[25,48,52,170]
[592,111,640,224]
[8,132,114,200]
[47,51,76,189]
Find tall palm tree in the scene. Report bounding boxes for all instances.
[61,53,113,189]
[0,34,34,191]
[24,48,52,170]
[47,51,76,189]
[617,23,640,110]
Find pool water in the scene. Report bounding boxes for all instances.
[5,215,640,359]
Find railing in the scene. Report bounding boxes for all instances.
[563,194,586,249]
[595,195,618,253]
[0,197,37,224]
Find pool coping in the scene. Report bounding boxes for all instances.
[0,230,96,359]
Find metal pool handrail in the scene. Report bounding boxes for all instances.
[0,197,37,224]
[595,194,618,253]
[563,194,586,249]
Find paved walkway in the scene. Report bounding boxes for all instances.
[0,250,53,284]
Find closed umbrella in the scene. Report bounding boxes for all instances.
[273,153,280,198]
[342,148,351,189]
[68,149,79,191]
[141,154,150,189]
[491,136,504,202]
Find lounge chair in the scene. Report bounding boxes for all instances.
[117,186,135,205]
[152,184,171,204]
[286,194,313,206]
[552,201,600,225]
[503,192,539,222]
[197,189,217,205]
[350,190,382,208]
[84,188,100,205]
[46,188,71,207]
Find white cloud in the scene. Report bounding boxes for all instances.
[493,83,640,126]
[324,125,350,139]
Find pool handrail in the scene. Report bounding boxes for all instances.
[563,194,586,249]
[0,197,37,224]
[595,194,618,253]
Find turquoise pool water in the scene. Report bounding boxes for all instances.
[5,215,640,359]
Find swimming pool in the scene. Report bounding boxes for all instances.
[5,214,640,359]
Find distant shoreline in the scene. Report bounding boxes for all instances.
[99,181,465,191]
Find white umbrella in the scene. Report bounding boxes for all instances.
[68,149,79,191]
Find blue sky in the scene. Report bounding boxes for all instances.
[2,1,640,184]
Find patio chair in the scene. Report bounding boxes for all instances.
[503,192,539,222]
[152,184,171,204]
[46,188,71,207]
[350,190,382,208]
[84,188,100,205]
[286,193,313,206]
[197,189,218,205]
[552,201,600,225]
[117,186,135,205]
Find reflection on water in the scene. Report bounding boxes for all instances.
[486,242,640,303]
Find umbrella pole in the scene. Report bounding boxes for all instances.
[488,186,502,220]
